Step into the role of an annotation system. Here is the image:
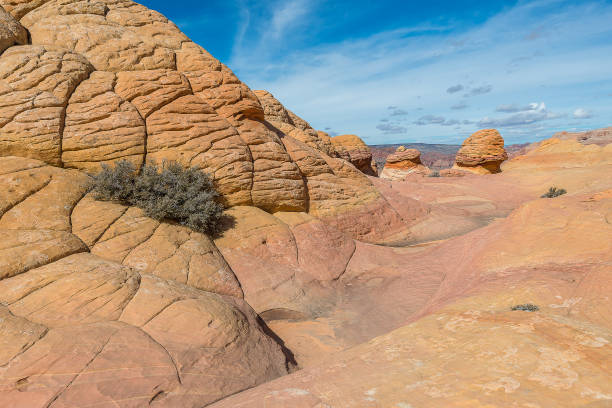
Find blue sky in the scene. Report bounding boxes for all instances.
[140,0,612,144]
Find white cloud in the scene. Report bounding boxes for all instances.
[478,103,564,127]
[496,102,540,113]
[269,0,310,40]
[228,0,612,143]
[573,108,593,119]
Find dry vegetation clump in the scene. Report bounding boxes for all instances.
[90,160,224,234]
[541,186,567,198]
[511,303,539,312]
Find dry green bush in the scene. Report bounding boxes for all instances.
[90,160,224,234]
[541,186,566,198]
[511,303,539,312]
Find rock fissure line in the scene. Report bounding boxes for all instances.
[59,69,94,169]
[120,223,162,264]
[0,325,48,369]
[0,177,51,220]
[134,325,183,386]
[84,205,129,248]
[44,334,114,408]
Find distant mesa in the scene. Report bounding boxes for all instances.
[330,134,378,176]
[453,129,508,174]
[380,146,430,180]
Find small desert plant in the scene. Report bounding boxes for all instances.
[90,160,224,234]
[511,303,539,312]
[541,187,566,198]
[428,170,440,177]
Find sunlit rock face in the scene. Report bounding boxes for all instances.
[1,1,612,407]
[331,134,378,176]
[381,146,430,180]
[454,128,508,174]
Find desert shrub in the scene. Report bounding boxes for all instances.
[90,160,224,234]
[428,170,440,177]
[511,303,539,312]
[541,186,566,198]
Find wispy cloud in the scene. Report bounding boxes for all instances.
[573,108,593,119]
[226,0,612,143]
[496,102,540,113]
[376,123,407,134]
[414,115,460,126]
[389,108,409,116]
[446,84,464,94]
[269,0,311,40]
[451,101,468,110]
[478,103,564,127]
[464,85,493,97]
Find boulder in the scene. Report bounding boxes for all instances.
[453,129,508,174]
[331,134,377,176]
[380,146,430,180]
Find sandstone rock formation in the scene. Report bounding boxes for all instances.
[1,1,611,407]
[552,126,612,146]
[0,5,26,53]
[380,146,430,180]
[211,187,612,408]
[0,0,407,243]
[253,90,337,157]
[330,134,378,176]
[454,129,508,174]
[0,157,289,406]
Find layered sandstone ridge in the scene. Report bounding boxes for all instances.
[454,128,508,174]
[0,156,290,407]
[0,0,407,242]
[330,133,377,176]
[381,146,430,180]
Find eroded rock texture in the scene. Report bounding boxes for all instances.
[381,146,430,180]
[331,133,377,176]
[0,0,405,241]
[0,157,289,407]
[454,128,508,174]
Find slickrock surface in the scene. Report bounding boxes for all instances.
[552,126,612,146]
[380,146,430,180]
[1,1,611,407]
[454,128,508,174]
[210,187,612,408]
[0,157,290,406]
[330,134,378,176]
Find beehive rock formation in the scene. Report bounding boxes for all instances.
[381,146,430,180]
[330,134,378,176]
[0,0,407,242]
[454,129,508,174]
[253,90,337,157]
[2,2,612,407]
